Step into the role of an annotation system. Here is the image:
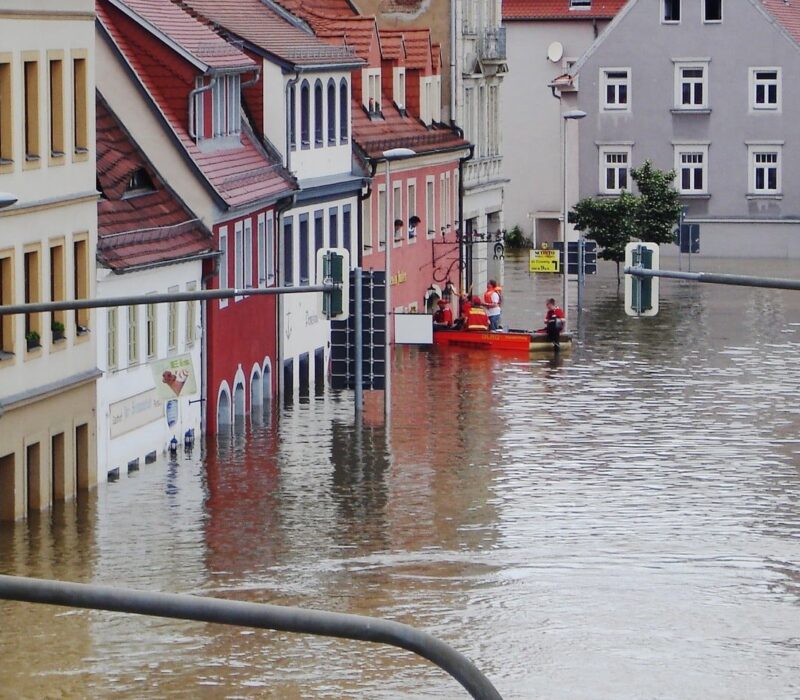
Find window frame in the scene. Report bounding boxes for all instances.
[600,68,631,112]
[392,182,403,244]
[314,79,323,148]
[377,185,387,250]
[218,227,228,309]
[127,305,139,366]
[299,213,310,286]
[747,143,782,196]
[750,67,781,112]
[71,51,88,159]
[339,79,349,144]
[327,79,337,146]
[673,60,709,110]
[300,80,310,149]
[167,285,179,353]
[662,0,681,23]
[47,51,65,163]
[72,234,89,334]
[426,177,436,239]
[244,217,253,294]
[283,215,294,286]
[407,180,417,243]
[257,213,266,288]
[146,300,157,360]
[107,307,118,370]
[674,143,709,195]
[266,212,275,287]
[234,221,244,301]
[0,55,12,171]
[703,0,722,23]
[23,54,41,167]
[185,281,197,346]
[598,145,632,195]
[0,249,15,356]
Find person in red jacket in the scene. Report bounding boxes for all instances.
[544,298,565,348]
[467,297,490,331]
[433,299,453,328]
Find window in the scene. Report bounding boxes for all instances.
[329,207,338,249]
[426,178,435,238]
[599,146,631,194]
[24,58,40,161]
[48,56,64,159]
[266,212,275,286]
[167,286,178,352]
[0,58,12,167]
[339,79,349,143]
[314,79,323,148]
[752,69,780,110]
[300,80,310,148]
[49,241,65,336]
[314,210,324,252]
[343,204,352,252]
[211,73,241,138]
[377,186,387,249]
[72,55,88,155]
[73,237,89,332]
[703,0,722,22]
[601,69,630,111]
[185,281,197,345]
[234,222,243,299]
[463,88,474,144]
[675,62,708,109]
[327,79,336,146]
[299,213,309,285]
[748,145,781,195]
[675,145,708,194]
[364,69,381,114]
[124,168,154,196]
[283,216,294,285]
[362,198,372,252]
[107,307,117,369]
[488,85,499,155]
[570,0,591,7]
[393,184,402,242]
[257,214,266,287]
[146,302,157,359]
[663,0,680,22]
[439,174,447,233]
[127,306,138,364]
[0,252,14,355]
[289,84,297,150]
[244,218,253,291]
[394,68,406,109]
[407,182,416,240]
[218,227,228,308]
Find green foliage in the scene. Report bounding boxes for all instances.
[51,320,65,334]
[503,225,530,249]
[569,160,682,265]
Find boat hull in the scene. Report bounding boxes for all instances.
[433,328,571,352]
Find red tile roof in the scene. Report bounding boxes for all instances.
[110,0,256,70]
[759,0,800,45]
[273,0,359,20]
[379,32,405,62]
[306,13,382,61]
[178,0,361,67]
[97,0,296,210]
[502,0,627,21]
[381,28,432,71]
[96,96,216,271]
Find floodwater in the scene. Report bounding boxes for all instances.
[1,255,799,700]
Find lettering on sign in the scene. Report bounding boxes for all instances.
[390,271,408,286]
[529,249,560,273]
[109,389,163,439]
[150,353,198,400]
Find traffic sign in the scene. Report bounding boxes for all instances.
[624,242,660,316]
[675,223,700,253]
[529,249,559,273]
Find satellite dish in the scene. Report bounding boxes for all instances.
[547,41,564,63]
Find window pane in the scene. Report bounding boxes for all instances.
[694,169,703,190]
[755,168,764,191]
[619,169,628,190]
[682,168,690,190]
[299,215,309,285]
[768,168,777,190]
[619,84,628,105]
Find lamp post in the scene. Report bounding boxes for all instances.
[380,147,416,419]
[560,109,586,323]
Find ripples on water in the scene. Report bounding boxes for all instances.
[1,257,799,699]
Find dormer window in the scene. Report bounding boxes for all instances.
[193,73,242,146]
[570,0,591,8]
[363,68,381,116]
[123,168,154,197]
[394,68,406,111]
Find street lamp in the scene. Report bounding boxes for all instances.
[380,147,416,419]
[0,192,18,209]
[561,109,586,323]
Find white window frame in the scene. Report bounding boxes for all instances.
[600,68,631,112]
[362,197,373,252]
[167,285,179,353]
[362,68,381,113]
[674,144,709,195]
[377,184,387,250]
[674,60,709,110]
[257,213,266,287]
[244,217,253,294]
[750,67,781,112]
[747,143,782,196]
[407,179,417,243]
[394,67,406,109]
[661,0,681,23]
[107,307,117,370]
[234,221,244,301]
[266,212,275,287]
[703,0,722,23]
[393,182,403,245]
[598,145,632,194]
[185,281,197,346]
[426,176,436,239]
[218,227,228,309]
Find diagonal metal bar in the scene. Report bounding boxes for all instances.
[0,574,503,700]
[624,267,800,291]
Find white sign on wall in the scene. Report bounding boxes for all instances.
[109,389,163,439]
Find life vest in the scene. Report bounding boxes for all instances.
[467,307,490,330]
[484,286,503,308]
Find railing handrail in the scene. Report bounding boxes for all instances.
[0,574,503,700]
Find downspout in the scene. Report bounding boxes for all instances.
[274,193,297,401]
[285,69,302,172]
[453,124,475,292]
[200,255,219,437]
[188,76,216,140]
[450,0,457,123]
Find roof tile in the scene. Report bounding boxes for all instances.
[759,0,800,46]
[502,0,627,21]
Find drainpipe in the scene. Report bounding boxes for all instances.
[285,69,302,171]
[200,255,219,436]
[188,76,216,140]
[454,128,475,292]
[450,0,457,123]
[274,193,296,400]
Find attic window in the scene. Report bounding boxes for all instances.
[124,168,154,196]
[570,0,591,8]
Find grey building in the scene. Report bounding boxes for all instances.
[559,0,800,257]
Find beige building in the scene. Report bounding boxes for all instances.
[0,0,98,521]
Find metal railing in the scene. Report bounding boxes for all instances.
[624,267,800,290]
[0,574,503,700]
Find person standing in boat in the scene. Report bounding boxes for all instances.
[466,296,490,331]
[433,298,453,328]
[484,280,502,331]
[544,298,565,347]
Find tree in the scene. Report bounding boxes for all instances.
[569,160,682,280]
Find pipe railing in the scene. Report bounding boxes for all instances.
[624,267,800,291]
[0,575,503,700]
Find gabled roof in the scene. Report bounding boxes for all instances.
[97,0,297,211]
[305,12,382,61]
[96,95,216,272]
[760,0,800,46]
[381,28,432,71]
[178,0,362,68]
[503,0,627,21]
[107,0,256,71]
[379,32,405,62]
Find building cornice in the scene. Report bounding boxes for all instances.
[0,191,99,218]
[0,10,95,21]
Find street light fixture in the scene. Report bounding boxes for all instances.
[561,109,586,323]
[380,147,416,419]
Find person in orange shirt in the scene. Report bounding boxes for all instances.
[433,299,453,328]
[466,297,490,331]
[483,280,503,330]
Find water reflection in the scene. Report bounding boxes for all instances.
[0,257,799,699]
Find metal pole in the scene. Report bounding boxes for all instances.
[624,267,800,291]
[577,236,585,315]
[385,159,392,420]
[0,574,503,700]
[561,115,568,320]
[354,266,363,416]
[0,285,336,315]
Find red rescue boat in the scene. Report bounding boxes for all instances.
[432,327,572,352]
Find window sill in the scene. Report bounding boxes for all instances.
[679,193,711,199]
[0,350,16,363]
[73,148,89,163]
[25,346,43,361]
[746,193,783,200]
[671,108,712,115]
[601,106,630,113]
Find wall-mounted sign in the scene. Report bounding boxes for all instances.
[165,399,178,427]
[109,389,162,439]
[390,271,408,286]
[151,354,198,400]
[529,249,560,273]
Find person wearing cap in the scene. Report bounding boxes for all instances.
[466,296,490,331]
[433,298,453,328]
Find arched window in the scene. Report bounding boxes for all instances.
[314,79,323,147]
[300,80,310,149]
[289,84,297,150]
[339,79,349,144]
[327,79,336,146]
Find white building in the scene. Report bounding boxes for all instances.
[95,97,215,482]
[0,0,99,521]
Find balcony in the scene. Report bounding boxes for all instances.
[464,155,504,188]
[477,28,506,63]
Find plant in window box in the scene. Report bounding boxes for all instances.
[408,216,421,239]
[52,320,66,341]
[26,330,41,351]
[393,218,404,242]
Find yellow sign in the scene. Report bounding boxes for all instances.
[529,249,560,273]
